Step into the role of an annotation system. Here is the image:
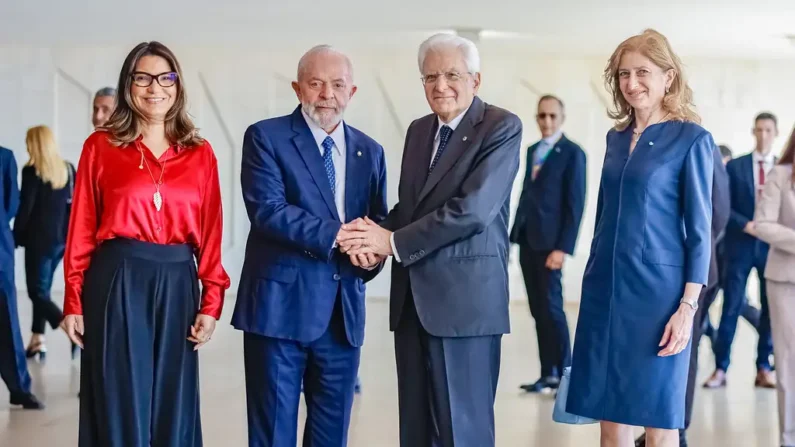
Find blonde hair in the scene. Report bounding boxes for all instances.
[25,125,68,189]
[604,29,700,131]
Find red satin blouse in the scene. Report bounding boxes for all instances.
[63,131,231,319]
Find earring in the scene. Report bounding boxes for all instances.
[665,86,670,94]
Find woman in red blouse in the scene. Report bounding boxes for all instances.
[61,41,230,447]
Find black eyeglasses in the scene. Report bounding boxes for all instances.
[131,71,178,88]
[537,113,558,120]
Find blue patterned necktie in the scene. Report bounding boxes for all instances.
[429,125,453,173]
[321,136,336,195]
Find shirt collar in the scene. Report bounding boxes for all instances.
[302,108,345,156]
[540,130,564,147]
[752,149,775,164]
[435,107,470,140]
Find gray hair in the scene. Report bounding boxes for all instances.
[417,33,481,74]
[296,45,354,82]
[94,87,117,99]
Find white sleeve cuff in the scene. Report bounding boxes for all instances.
[390,233,401,263]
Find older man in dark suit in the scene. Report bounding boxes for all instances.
[338,33,522,447]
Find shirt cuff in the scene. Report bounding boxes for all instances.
[391,233,401,263]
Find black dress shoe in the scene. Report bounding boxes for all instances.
[520,376,560,393]
[9,392,45,410]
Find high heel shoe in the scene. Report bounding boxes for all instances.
[25,342,47,361]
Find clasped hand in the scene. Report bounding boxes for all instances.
[336,216,392,268]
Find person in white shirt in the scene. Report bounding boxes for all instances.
[704,112,779,389]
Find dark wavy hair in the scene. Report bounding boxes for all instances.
[102,41,202,147]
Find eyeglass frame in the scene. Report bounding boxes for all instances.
[130,71,179,88]
[420,71,473,85]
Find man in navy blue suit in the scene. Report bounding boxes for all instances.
[232,45,388,446]
[509,95,586,392]
[705,112,778,389]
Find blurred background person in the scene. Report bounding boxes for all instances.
[92,87,117,129]
[753,125,795,447]
[705,112,779,389]
[0,142,44,409]
[510,94,587,393]
[13,125,76,360]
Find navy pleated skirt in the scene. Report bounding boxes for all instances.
[78,238,202,447]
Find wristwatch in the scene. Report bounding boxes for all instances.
[680,296,699,311]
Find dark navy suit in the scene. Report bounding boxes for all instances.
[0,146,33,398]
[510,133,586,379]
[232,107,388,446]
[713,153,773,372]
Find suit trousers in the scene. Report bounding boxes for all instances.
[24,243,65,334]
[766,280,795,447]
[394,291,502,447]
[0,269,32,396]
[684,279,721,431]
[519,246,571,378]
[714,248,773,371]
[243,293,359,447]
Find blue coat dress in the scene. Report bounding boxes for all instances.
[566,120,714,429]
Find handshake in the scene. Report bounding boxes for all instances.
[335,216,393,269]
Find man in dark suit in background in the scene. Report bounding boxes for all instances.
[337,33,522,447]
[232,45,388,446]
[510,94,586,392]
[705,112,778,389]
[637,142,730,447]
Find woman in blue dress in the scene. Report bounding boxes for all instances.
[567,29,714,447]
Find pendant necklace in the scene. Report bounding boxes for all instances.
[138,146,167,211]
[633,112,670,142]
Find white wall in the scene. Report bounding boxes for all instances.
[1,43,793,304]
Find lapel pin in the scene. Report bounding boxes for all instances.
[357,151,362,156]
[649,141,654,146]
[555,147,561,152]
[463,136,468,141]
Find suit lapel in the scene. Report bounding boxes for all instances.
[744,154,756,204]
[416,97,485,205]
[290,107,341,221]
[406,116,436,204]
[344,125,367,222]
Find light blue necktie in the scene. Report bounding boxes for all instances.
[321,136,335,195]
[429,125,453,173]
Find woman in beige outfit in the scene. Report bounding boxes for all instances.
[754,126,795,447]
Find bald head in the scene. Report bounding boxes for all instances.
[292,45,357,133]
[296,45,354,83]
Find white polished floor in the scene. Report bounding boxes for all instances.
[0,295,777,446]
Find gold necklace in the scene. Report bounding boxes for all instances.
[138,147,167,211]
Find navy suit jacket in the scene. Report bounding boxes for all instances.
[509,134,586,254]
[382,97,522,337]
[0,147,19,272]
[724,153,770,259]
[231,107,388,348]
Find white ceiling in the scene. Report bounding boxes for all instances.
[3,0,795,58]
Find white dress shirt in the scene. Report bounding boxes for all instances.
[752,149,776,200]
[392,107,470,262]
[302,109,347,222]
